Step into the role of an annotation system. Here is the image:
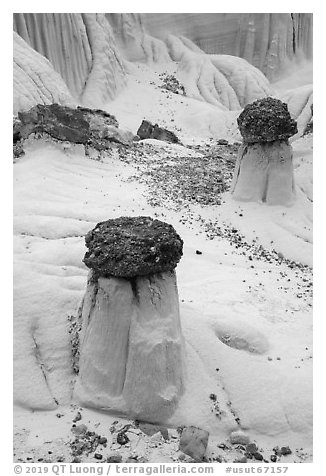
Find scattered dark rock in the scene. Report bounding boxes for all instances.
[209,393,217,401]
[270,454,277,462]
[13,116,23,143]
[160,74,186,96]
[280,446,292,455]
[218,443,228,450]
[98,437,107,445]
[94,453,103,460]
[218,139,229,145]
[106,453,123,463]
[179,426,209,462]
[73,412,82,423]
[70,424,101,458]
[196,250,203,255]
[126,457,138,463]
[83,216,183,278]
[137,120,180,144]
[117,432,130,446]
[13,141,25,159]
[237,97,297,143]
[253,451,264,461]
[13,117,25,159]
[246,443,258,454]
[272,445,292,457]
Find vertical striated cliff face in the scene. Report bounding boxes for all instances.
[142,13,313,80]
[13,12,312,115]
[13,13,126,108]
[13,32,75,114]
[13,13,92,99]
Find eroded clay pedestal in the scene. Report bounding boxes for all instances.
[74,216,185,422]
[231,140,296,206]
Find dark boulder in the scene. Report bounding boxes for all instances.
[83,216,183,278]
[18,104,91,143]
[137,120,179,144]
[15,104,125,151]
[237,97,297,143]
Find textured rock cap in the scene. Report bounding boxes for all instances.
[83,216,183,278]
[237,97,298,143]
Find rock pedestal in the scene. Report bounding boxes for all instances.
[75,216,185,422]
[231,98,298,206]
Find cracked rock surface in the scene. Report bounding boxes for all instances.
[83,216,183,278]
[237,97,298,144]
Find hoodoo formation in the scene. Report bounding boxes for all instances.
[231,97,298,206]
[75,216,185,421]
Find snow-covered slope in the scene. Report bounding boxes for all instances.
[166,35,271,109]
[13,132,312,459]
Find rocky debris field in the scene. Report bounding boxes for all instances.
[14,407,312,464]
[13,130,313,465]
[120,140,238,209]
[118,140,312,286]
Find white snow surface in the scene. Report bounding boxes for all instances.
[14,142,312,448]
[13,59,313,462]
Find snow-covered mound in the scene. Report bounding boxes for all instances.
[13,32,75,114]
[167,35,271,109]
